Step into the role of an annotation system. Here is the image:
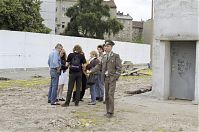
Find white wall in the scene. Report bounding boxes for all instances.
[0,30,150,69]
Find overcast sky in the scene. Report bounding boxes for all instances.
[114,0,152,21]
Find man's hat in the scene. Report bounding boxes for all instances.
[104,40,115,46]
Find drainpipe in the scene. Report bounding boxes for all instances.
[150,0,154,69]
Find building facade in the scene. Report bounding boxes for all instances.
[112,12,144,43]
[143,19,153,44]
[112,12,133,42]
[132,21,143,42]
[103,0,117,18]
[153,0,198,104]
[55,0,117,35]
[40,0,56,34]
[54,0,144,42]
[55,0,77,34]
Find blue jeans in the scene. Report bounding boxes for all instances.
[90,75,98,103]
[48,69,59,104]
[96,74,104,98]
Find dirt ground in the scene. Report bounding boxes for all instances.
[0,69,198,132]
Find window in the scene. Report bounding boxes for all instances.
[62,13,65,17]
[55,28,57,33]
[62,6,67,17]
[62,6,68,11]
[62,6,65,11]
[62,22,65,28]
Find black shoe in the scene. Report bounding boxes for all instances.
[51,102,60,105]
[61,103,69,107]
[75,103,79,106]
[59,98,65,101]
[98,97,103,102]
[96,97,99,100]
[48,100,51,103]
[55,99,59,102]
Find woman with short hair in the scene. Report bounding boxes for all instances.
[86,51,100,105]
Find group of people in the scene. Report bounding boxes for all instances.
[48,40,122,118]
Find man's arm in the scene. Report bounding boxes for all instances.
[48,55,50,67]
[81,54,87,71]
[66,53,72,67]
[115,54,122,80]
[52,53,60,68]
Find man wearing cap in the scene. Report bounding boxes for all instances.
[88,40,122,118]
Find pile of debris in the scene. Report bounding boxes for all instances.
[125,85,152,95]
[121,61,147,76]
[0,77,11,81]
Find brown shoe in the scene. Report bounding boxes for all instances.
[61,103,69,107]
[104,113,109,116]
[106,113,113,118]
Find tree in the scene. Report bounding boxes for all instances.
[0,0,51,33]
[63,0,123,39]
[132,37,144,44]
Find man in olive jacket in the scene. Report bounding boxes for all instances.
[89,40,122,118]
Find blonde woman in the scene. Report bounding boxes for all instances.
[86,51,100,105]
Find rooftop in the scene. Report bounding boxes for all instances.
[103,0,117,8]
[117,11,133,20]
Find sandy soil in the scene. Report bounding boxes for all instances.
[0,69,198,132]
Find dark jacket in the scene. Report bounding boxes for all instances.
[86,58,99,74]
[67,52,86,74]
[61,59,68,73]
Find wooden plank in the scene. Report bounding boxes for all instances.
[121,67,146,76]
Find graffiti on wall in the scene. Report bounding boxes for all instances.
[177,58,192,77]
